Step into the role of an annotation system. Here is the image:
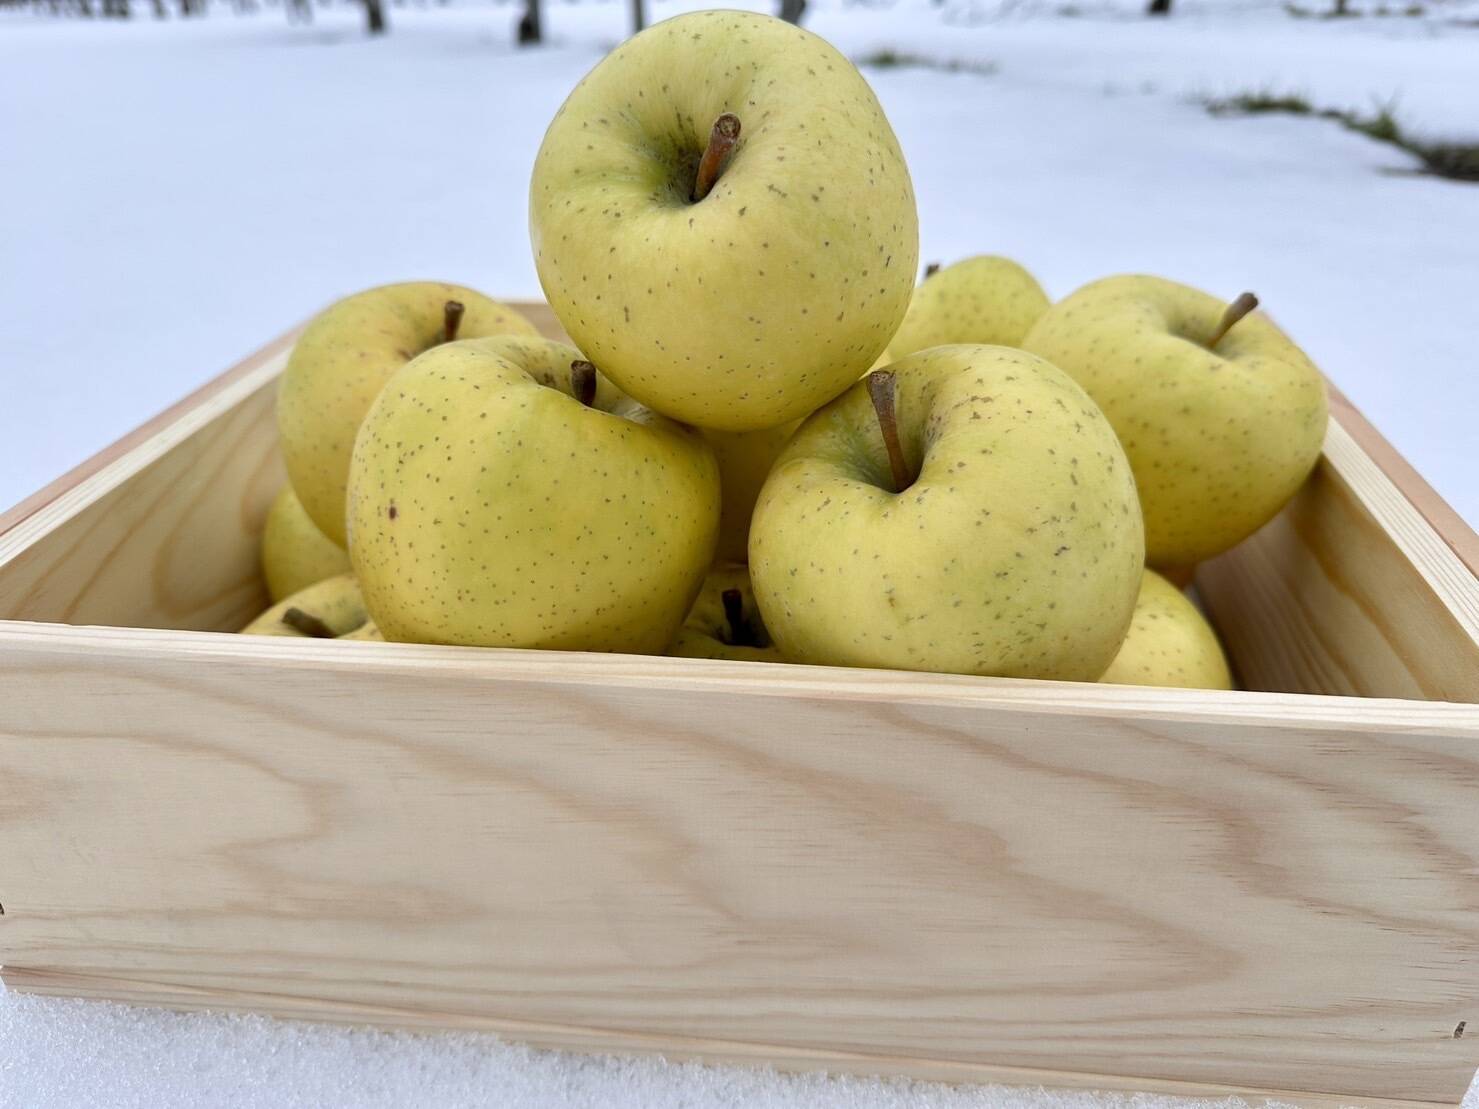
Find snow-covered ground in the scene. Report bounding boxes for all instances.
[2,4,1479,1106]
[1,0,1477,523]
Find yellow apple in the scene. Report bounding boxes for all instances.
[278,282,537,545]
[668,563,785,662]
[241,573,369,638]
[887,256,1050,359]
[530,10,918,431]
[260,484,350,602]
[703,422,801,563]
[1100,569,1232,689]
[751,345,1143,680]
[1022,275,1327,568]
[347,335,720,652]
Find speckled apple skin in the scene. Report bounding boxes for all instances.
[260,484,351,602]
[750,344,1144,680]
[1099,569,1232,689]
[278,282,538,546]
[1022,275,1328,569]
[703,421,802,563]
[668,563,786,662]
[346,335,720,653]
[241,573,367,637]
[529,10,918,432]
[887,256,1051,360]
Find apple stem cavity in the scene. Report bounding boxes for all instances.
[924,262,941,279]
[692,113,741,203]
[866,370,912,494]
[282,606,335,639]
[442,300,466,343]
[1208,291,1259,348]
[570,360,598,407]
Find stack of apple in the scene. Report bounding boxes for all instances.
[243,10,1328,691]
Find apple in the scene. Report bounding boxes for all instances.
[346,335,721,652]
[278,282,537,545]
[750,346,1144,680]
[1022,276,1328,569]
[887,255,1050,359]
[1099,569,1231,689]
[668,563,785,662]
[529,9,919,431]
[241,573,369,638]
[703,421,801,563]
[260,484,350,602]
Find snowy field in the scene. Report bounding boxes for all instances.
[3,2,1479,1106]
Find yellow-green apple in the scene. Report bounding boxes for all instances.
[260,484,350,602]
[529,10,918,431]
[887,256,1050,359]
[668,563,785,662]
[241,573,369,638]
[750,346,1144,680]
[1100,569,1232,689]
[347,335,721,652]
[704,421,801,563]
[278,282,537,545]
[1022,276,1327,569]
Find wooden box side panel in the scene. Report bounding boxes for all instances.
[0,353,285,634]
[1198,421,1479,703]
[2,626,1477,1103]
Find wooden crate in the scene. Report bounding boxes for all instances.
[1,304,1477,1108]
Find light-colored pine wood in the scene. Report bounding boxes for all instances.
[1325,383,1479,579]
[0,350,284,632]
[1,621,1477,1103]
[1,967,1458,1109]
[1196,419,1479,701]
[1,310,1477,1106]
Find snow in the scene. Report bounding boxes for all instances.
[2,1,1478,1104]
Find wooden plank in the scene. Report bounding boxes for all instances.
[0,357,284,633]
[1,622,1476,1103]
[1197,420,1479,702]
[1325,383,1479,579]
[2,967,1460,1109]
[0,327,298,539]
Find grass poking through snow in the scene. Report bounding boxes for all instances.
[1205,89,1479,183]
[856,50,999,77]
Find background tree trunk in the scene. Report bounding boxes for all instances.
[517,0,541,44]
[1147,0,1171,14]
[630,0,644,34]
[363,0,384,33]
[778,0,805,22]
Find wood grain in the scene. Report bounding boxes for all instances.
[1197,420,1479,702]
[1,622,1477,1103]
[1,308,1478,1105]
[1326,383,1479,579]
[0,356,284,632]
[2,967,1459,1109]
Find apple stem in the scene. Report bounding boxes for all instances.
[443,300,466,343]
[866,370,911,494]
[282,606,334,638]
[1207,291,1258,348]
[570,360,598,407]
[924,262,941,279]
[692,113,741,203]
